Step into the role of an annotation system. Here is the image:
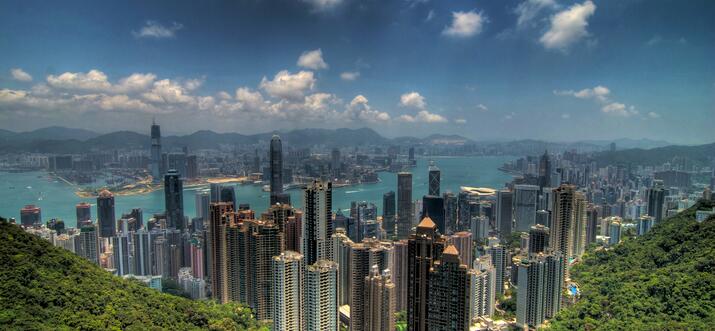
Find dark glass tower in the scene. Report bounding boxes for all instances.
[538,150,551,189]
[421,195,445,234]
[382,191,396,237]
[428,161,440,196]
[97,189,116,238]
[164,169,185,230]
[270,135,288,205]
[407,217,445,331]
[150,121,162,182]
[302,180,333,266]
[397,172,413,239]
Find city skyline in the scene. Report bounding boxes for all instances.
[1,0,713,144]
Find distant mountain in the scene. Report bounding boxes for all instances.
[0,219,267,330]
[577,138,672,150]
[594,142,715,166]
[0,126,100,142]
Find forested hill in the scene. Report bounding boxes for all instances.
[548,201,715,330]
[0,219,267,330]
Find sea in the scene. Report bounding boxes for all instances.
[0,156,515,228]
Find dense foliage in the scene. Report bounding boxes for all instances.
[0,219,267,330]
[548,201,715,330]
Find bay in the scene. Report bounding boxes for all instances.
[0,156,514,227]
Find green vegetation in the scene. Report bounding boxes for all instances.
[395,310,407,330]
[0,219,267,330]
[548,201,715,330]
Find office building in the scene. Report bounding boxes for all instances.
[303,180,334,265]
[397,172,413,238]
[514,185,539,232]
[272,251,303,331]
[428,161,440,196]
[515,253,564,329]
[443,192,458,233]
[496,190,513,240]
[208,202,233,303]
[487,240,508,296]
[364,266,396,331]
[382,191,396,238]
[637,215,654,236]
[421,195,445,234]
[20,205,41,227]
[164,169,185,230]
[97,189,116,238]
[647,180,666,222]
[77,225,99,265]
[150,121,162,182]
[528,224,549,257]
[270,135,290,205]
[407,217,446,331]
[449,231,473,267]
[112,234,130,275]
[305,260,339,331]
[426,245,471,331]
[133,229,152,276]
[76,202,91,226]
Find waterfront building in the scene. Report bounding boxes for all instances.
[428,161,440,196]
[97,190,116,238]
[270,135,290,205]
[20,204,41,227]
[150,121,162,182]
[76,202,91,226]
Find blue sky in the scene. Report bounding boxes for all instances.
[0,0,713,144]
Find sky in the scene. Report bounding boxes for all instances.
[0,0,713,144]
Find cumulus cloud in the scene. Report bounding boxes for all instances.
[297,49,328,70]
[260,70,316,99]
[345,95,391,122]
[115,73,157,93]
[47,70,112,91]
[142,79,194,104]
[648,112,661,119]
[340,71,360,81]
[133,21,183,39]
[554,85,610,102]
[540,1,596,51]
[302,0,342,12]
[398,110,447,123]
[399,91,426,109]
[601,102,638,117]
[477,104,488,111]
[515,0,558,28]
[455,118,467,124]
[561,113,571,119]
[11,68,32,82]
[443,11,486,38]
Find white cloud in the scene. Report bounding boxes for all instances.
[0,89,28,103]
[183,77,205,91]
[302,0,342,12]
[398,110,447,123]
[115,73,157,93]
[340,71,360,81]
[133,21,183,39]
[297,49,328,70]
[259,70,316,99]
[561,113,571,119]
[646,35,663,46]
[142,79,194,104]
[515,0,558,28]
[455,118,467,124]
[345,95,391,122]
[217,91,232,100]
[399,91,426,109]
[540,1,596,51]
[443,11,487,38]
[555,85,610,102]
[235,87,265,110]
[648,111,661,119]
[11,68,32,82]
[504,112,515,120]
[477,104,488,111]
[425,10,435,22]
[47,70,112,91]
[600,103,639,117]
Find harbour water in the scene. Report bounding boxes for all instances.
[0,156,515,228]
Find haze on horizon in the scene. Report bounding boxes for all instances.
[0,0,713,144]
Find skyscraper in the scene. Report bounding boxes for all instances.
[426,245,471,331]
[77,225,99,265]
[528,224,549,257]
[220,185,237,208]
[164,170,185,230]
[407,217,446,331]
[305,260,339,331]
[20,204,41,227]
[515,253,564,329]
[150,120,162,182]
[195,189,210,223]
[112,234,130,275]
[428,161,440,196]
[272,251,303,331]
[270,135,289,205]
[538,150,551,189]
[487,240,508,297]
[331,148,341,178]
[97,189,116,238]
[647,180,666,222]
[571,193,588,259]
[397,172,413,239]
[364,266,396,331]
[133,229,152,276]
[421,195,445,234]
[350,241,391,331]
[393,239,409,312]
[514,185,539,232]
[332,229,354,306]
[496,190,513,240]
[550,184,576,257]
[247,220,283,321]
[75,202,91,226]
[449,231,473,267]
[472,255,496,318]
[382,191,396,238]
[208,202,233,303]
[303,180,334,265]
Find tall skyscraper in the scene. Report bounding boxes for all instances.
[350,241,391,331]
[472,255,496,318]
[514,185,539,232]
[270,135,289,205]
[397,172,413,239]
[208,202,233,303]
[75,202,91,226]
[571,193,588,259]
[150,120,162,182]
[428,161,440,196]
[647,180,666,222]
[515,253,564,329]
[247,220,283,321]
[382,191,396,238]
[443,192,458,233]
[20,204,41,227]
[585,205,599,245]
[550,184,576,257]
[133,229,152,276]
[487,240,508,296]
[305,260,339,331]
[421,195,445,234]
[303,180,334,265]
[331,148,341,177]
[195,189,210,223]
[528,224,549,257]
[97,189,116,238]
[449,231,473,267]
[538,150,551,189]
[496,190,513,240]
[220,185,237,208]
[272,251,303,331]
[426,245,471,331]
[112,234,130,275]
[407,217,446,331]
[332,229,354,306]
[77,225,99,265]
[164,170,185,230]
[364,266,396,331]
[393,239,409,312]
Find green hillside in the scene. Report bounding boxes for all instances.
[0,219,267,331]
[548,201,715,330]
